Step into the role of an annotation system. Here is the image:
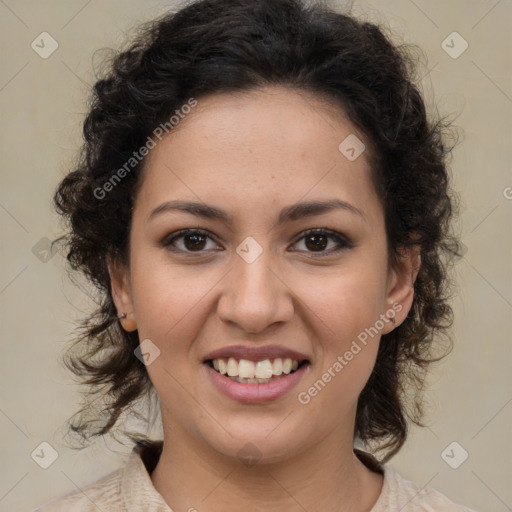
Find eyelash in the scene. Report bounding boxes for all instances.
[161,228,354,256]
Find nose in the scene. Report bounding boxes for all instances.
[216,248,294,334]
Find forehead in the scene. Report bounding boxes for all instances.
[135,86,382,224]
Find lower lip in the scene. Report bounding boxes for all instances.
[205,363,309,404]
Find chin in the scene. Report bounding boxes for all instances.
[199,419,311,467]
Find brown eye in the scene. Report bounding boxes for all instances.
[304,234,328,251]
[183,233,207,251]
[162,229,221,253]
[291,229,353,255]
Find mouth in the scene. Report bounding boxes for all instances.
[202,345,311,403]
[206,357,309,384]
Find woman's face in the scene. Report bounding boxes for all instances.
[111,86,417,464]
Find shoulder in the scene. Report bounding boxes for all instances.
[374,464,479,512]
[30,440,167,512]
[30,467,124,512]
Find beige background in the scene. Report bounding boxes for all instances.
[0,1,510,511]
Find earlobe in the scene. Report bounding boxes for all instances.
[107,257,138,332]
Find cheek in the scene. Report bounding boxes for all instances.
[293,260,388,338]
[298,278,382,412]
[128,261,216,410]
[290,259,387,396]
[129,251,217,346]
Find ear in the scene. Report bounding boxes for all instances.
[107,256,138,332]
[381,244,421,334]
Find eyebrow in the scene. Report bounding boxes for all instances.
[147,198,366,224]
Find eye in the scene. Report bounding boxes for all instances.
[162,228,353,256]
[162,229,222,253]
[290,228,353,255]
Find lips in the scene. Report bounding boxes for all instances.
[203,345,310,402]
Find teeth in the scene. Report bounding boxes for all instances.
[218,359,227,375]
[211,357,302,380]
[227,357,238,377]
[255,360,273,379]
[272,358,283,375]
[238,359,255,379]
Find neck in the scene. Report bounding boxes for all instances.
[150,422,383,512]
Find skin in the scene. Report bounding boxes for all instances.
[109,86,420,512]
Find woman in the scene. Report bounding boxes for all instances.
[35,0,476,510]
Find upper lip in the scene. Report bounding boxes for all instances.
[203,345,310,363]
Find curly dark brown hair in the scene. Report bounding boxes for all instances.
[54,0,461,461]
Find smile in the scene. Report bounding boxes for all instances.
[208,357,306,383]
[204,360,309,404]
